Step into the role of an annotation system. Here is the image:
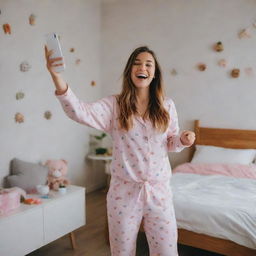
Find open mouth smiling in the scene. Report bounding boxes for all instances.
[136,73,148,79]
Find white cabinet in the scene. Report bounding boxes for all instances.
[44,187,85,244]
[0,185,85,256]
[0,206,44,256]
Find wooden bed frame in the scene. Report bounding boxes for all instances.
[178,120,256,256]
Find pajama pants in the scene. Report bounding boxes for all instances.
[107,177,178,256]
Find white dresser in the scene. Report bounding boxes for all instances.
[0,185,85,256]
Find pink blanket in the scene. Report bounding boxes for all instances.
[173,163,256,179]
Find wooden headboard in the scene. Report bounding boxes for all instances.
[194,120,256,149]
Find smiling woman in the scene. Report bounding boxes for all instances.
[45,45,195,256]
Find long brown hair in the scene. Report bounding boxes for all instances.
[117,46,170,132]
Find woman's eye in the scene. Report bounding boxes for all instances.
[146,64,152,67]
[133,63,140,65]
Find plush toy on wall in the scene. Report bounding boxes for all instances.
[15,113,24,123]
[45,159,69,190]
[75,58,81,65]
[44,111,52,120]
[214,41,224,52]
[238,28,251,39]
[3,23,11,34]
[198,63,207,71]
[20,61,31,72]
[16,91,25,100]
[231,68,240,78]
[170,68,178,76]
[218,59,227,67]
[29,14,36,26]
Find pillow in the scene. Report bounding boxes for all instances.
[191,145,256,165]
[6,158,48,193]
[173,162,256,179]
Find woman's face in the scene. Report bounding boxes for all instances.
[131,52,155,89]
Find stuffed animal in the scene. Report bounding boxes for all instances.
[45,159,69,191]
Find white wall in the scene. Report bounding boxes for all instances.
[1,0,256,189]
[0,0,106,191]
[101,0,256,166]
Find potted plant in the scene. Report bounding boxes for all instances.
[89,132,108,155]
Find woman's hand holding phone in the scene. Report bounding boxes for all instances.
[45,33,65,73]
[44,42,68,94]
[44,46,64,77]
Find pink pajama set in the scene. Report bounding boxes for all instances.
[56,87,186,256]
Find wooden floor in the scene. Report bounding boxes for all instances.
[27,188,223,256]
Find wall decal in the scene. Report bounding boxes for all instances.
[29,14,36,25]
[231,69,240,78]
[91,80,96,86]
[20,61,31,72]
[218,59,227,67]
[245,67,254,76]
[16,92,25,100]
[44,111,52,120]
[238,28,251,39]
[75,59,81,65]
[70,48,75,52]
[15,113,24,123]
[3,23,11,34]
[214,41,224,52]
[170,69,178,76]
[198,63,207,71]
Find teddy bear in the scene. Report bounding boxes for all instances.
[45,159,69,191]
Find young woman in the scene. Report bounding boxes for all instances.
[45,45,195,256]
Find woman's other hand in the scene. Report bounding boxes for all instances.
[180,131,196,146]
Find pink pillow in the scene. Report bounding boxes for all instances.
[173,163,256,179]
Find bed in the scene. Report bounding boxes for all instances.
[172,120,256,256]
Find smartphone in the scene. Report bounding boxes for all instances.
[45,33,65,72]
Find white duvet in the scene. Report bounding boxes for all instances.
[170,173,256,249]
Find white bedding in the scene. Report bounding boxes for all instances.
[170,173,256,249]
